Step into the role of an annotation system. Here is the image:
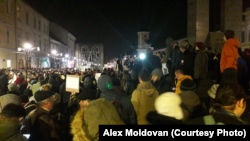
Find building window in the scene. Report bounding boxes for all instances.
[26,32,30,41]
[34,17,36,28]
[16,6,20,19]
[7,60,11,68]
[242,31,245,43]
[38,20,41,31]
[26,12,29,25]
[6,30,9,43]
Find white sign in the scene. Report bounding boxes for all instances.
[95,73,101,83]
[66,75,79,93]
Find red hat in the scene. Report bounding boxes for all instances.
[194,42,205,50]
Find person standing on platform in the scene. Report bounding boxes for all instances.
[220,29,241,73]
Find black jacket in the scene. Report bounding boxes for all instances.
[146,111,184,125]
[187,109,248,125]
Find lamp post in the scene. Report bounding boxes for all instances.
[17,43,40,80]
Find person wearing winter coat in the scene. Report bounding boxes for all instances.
[70,98,125,141]
[220,29,241,73]
[146,92,184,125]
[131,69,159,124]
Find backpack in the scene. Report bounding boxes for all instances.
[112,100,132,125]
[203,115,224,125]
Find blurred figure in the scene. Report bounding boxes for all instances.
[174,69,192,94]
[151,68,172,94]
[0,104,27,141]
[22,90,62,141]
[177,40,195,77]
[193,42,208,84]
[0,94,22,112]
[120,71,136,98]
[71,98,125,141]
[7,83,20,95]
[146,92,184,125]
[188,83,249,125]
[131,69,159,124]
[98,75,137,125]
[220,29,240,73]
[0,70,10,95]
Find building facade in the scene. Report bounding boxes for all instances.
[16,0,50,69]
[242,8,250,50]
[0,0,17,68]
[0,0,50,69]
[49,22,76,68]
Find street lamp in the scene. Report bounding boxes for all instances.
[139,53,146,60]
[17,43,40,80]
[52,49,57,55]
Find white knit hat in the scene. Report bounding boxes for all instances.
[155,92,184,120]
[207,84,219,99]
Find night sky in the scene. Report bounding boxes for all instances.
[24,0,250,62]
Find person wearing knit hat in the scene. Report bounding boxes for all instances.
[98,74,137,125]
[155,93,183,120]
[151,68,163,83]
[151,68,172,94]
[21,90,62,140]
[194,42,206,51]
[34,90,55,103]
[97,75,113,92]
[180,78,196,91]
[179,40,189,50]
[179,79,204,121]
[178,40,195,77]
[146,92,184,124]
[174,69,193,94]
[194,41,208,81]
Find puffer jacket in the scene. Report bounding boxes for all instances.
[220,38,240,73]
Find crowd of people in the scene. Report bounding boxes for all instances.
[0,29,250,141]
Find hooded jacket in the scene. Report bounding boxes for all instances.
[0,117,27,141]
[220,38,240,73]
[70,98,125,141]
[131,81,159,124]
